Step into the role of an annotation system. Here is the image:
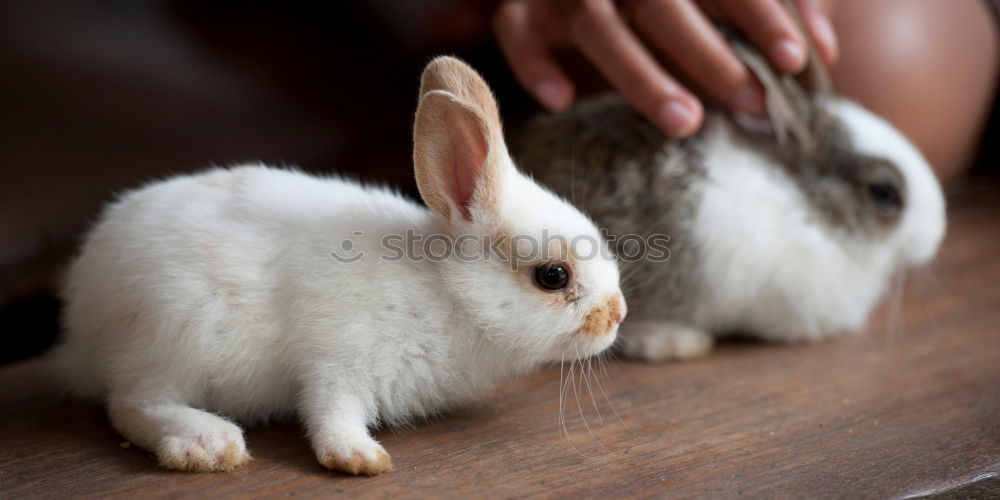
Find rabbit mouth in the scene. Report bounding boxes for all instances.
[569,325,620,359]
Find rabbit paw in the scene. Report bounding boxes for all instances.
[155,420,251,472]
[316,431,393,476]
[620,320,713,361]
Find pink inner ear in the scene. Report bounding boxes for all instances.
[445,107,489,221]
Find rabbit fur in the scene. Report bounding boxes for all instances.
[55,57,626,475]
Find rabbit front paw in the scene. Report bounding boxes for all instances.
[315,429,393,476]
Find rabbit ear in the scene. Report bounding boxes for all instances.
[732,0,834,152]
[413,57,507,222]
[780,0,834,95]
[734,41,814,151]
[419,56,502,128]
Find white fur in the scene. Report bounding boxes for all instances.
[55,122,623,470]
[682,98,945,343]
[57,56,625,474]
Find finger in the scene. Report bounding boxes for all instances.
[569,0,703,136]
[713,0,808,73]
[793,0,839,64]
[627,0,765,114]
[493,1,576,110]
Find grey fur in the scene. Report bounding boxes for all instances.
[514,95,707,323]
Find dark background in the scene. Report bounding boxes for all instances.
[0,0,534,363]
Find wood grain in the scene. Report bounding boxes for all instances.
[0,175,997,499]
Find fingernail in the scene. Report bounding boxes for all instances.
[812,14,839,63]
[733,84,765,115]
[657,99,700,137]
[535,80,569,111]
[772,39,806,72]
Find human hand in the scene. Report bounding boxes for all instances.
[493,0,838,137]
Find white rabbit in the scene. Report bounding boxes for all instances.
[55,56,626,475]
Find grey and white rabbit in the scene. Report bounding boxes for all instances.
[515,7,945,361]
[55,57,625,475]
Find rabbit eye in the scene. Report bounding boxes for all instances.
[534,263,570,291]
[868,182,901,209]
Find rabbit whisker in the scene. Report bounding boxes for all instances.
[594,352,629,431]
[558,356,590,458]
[571,348,602,449]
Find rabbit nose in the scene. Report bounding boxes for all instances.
[578,292,626,338]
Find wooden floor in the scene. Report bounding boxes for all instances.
[1,175,998,499]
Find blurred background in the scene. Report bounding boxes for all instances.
[1,1,996,364]
[0,0,543,363]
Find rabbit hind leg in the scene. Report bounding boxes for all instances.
[108,396,251,472]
